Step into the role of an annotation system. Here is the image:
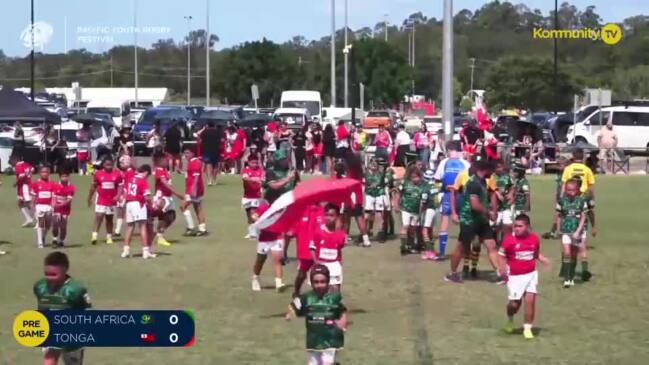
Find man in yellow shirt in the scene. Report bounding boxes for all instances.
[561,148,596,282]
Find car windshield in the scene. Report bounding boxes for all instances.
[282,101,319,117]
[0,137,13,147]
[140,108,192,124]
[87,107,120,118]
[199,110,235,120]
[368,111,390,118]
[59,129,78,142]
[275,114,305,124]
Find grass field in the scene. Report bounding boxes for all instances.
[1,173,649,365]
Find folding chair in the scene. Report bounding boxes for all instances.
[611,148,630,174]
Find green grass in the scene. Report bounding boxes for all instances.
[1,174,649,365]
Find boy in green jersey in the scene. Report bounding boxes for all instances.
[286,264,348,365]
[512,167,531,217]
[396,168,428,255]
[34,252,91,365]
[492,160,515,240]
[555,180,588,288]
[364,159,387,241]
[421,169,440,260]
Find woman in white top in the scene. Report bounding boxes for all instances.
[394,125,411,167]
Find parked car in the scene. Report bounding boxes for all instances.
[133,106,192,154]
[568,105,649,151]
[0,132,14,172]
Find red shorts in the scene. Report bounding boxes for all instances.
[298,259,314,273]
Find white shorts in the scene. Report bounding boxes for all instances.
[307,348,336,365]
[185,195,203,204]
[154,196,175,213]
[364,195,385,212]
[401,211,420,226]
[322,261,343,285]
[507,270,538,300]
[95,205,116,215]
[423,208,436,228]
[19,184,31,202]
[562,233,586,246]
[241,197,261,210]
[497,210,513,226]
[383,195,392,210]
[35,204,52,218]
[125,201,148,223]
[256,239,283,255]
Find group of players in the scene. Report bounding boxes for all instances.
[18,140,598,365]
[11,146,209,259]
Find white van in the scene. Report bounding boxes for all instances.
[86,99,130,128]
[280,91,322,122]
[273,108,310,129]
[568,106,649,150]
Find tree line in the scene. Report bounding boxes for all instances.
[0,1,647,112]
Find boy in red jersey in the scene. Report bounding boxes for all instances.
[241,155,264,239]
[292,204,325,298]
[52,170,75,248]
[250,202,286,292]
[114,155,135,237]
[13,158,35,227]
[310,203,346,293]
[181,146,207,236]
[88,159,123,245]
[31,165,58,248]
[152,152,184,246]
[122,164,155,259]
[498,214,550,339]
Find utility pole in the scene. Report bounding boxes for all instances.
[384,13,389,41]
[133,0,139,106]
[330,0,336,107]
[553,0,558,113]
[184,15,193,106]
[343,0,349,108]
[442,0,454,141]
[411,23,416,68]
[469,57,476,91]
[205,0,210,107]
[30,0,35,100]
[110,54,114,87]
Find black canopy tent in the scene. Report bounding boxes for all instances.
[0,87,61,123]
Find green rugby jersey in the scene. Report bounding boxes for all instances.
[364,171,385,197]
[494,173,514,211]
[34,277,91,311]
[556,196,587,234]
[513,177,530,211]
[398,180,428,214]
[459,175,489,226]
[291,291,346,350]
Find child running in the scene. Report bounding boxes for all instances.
[52,170,75,248]
[88,158,123,245]
[241,155,264,239]
[310,203,346,293]
[14,158,35,227]
[181,146,208,236]
[34,252,91,365]
[122,164,156,259]
[555,179,588,287]
[31,165,57,248]
[250,201,286,292]
[286,264,348,365]
[498,214,550,339]
[152,152,185,246]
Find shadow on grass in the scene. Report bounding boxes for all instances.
[510,327,545,336]
[0,240,12,245]
[59,244,84,249]
[131,252,173,258]
[261,284,294,291]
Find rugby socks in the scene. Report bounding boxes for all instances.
[424,240,434,251]
[438,232,448,257]
[400,234,408,252]
[183,210,195,229]
[198,223,207,232]
[581,260,589,274]
[115,218,123,234]
[560,256,571,280]
[569,257,577,281]
[21,207,34,223]
[275,277,284,288]
[36,227,44,247]
[471,245,481,269]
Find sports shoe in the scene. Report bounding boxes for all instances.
[196,230,209,237]
[503,320,514,334]
[563,280,571,288]
[523,328,534,339]
[91,233,98,245]
[495,274,507,285]
[121,247,131,258]
[37,243,44,249]
[142,250,157,260]
[421,251,437,260]
[113,232,122,238]
[434,255,447,262]
[22,220,35,228]
[0,250,7,255]
[276,282,287,293]
[462,265,470,278]
[157,237,171,247]
[183,229,197,237]
[470,268,478,279]
[52,239,59,247]
[362,239,372,247]
[444,273,464,284]
[569,280,575,287]
[252,278,261,291]
[581,270,592,282]
[106,237,114,245]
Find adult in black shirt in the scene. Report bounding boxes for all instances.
[199,122,221,185]
[293,128,307,171]
[164,121,183,172]
[322,124,336,175]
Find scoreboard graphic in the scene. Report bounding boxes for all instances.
[13,310,195,347]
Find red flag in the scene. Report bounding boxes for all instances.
[254,177,361,233]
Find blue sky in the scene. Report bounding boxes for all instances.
[1,0,645,57]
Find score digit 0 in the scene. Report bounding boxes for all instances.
[169,333,178,343]
[169,315,178,325]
